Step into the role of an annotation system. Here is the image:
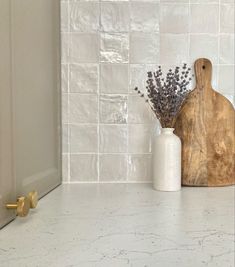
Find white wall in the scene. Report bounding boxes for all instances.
[61,0,234,183]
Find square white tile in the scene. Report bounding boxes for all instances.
[130,2,160,32]
[69,33,99,63]
[69,64,98,93]
[70,154,98,181]
[100,95,128,124]
[69,94,98,123]
[99,154,127,181]
[99,125,128,153]
[160,3,189,33]
[100,64,129,94]
[130,33,159,64]
[190,4,219,33]
[160,34,189,65]
[100,33,129,63]
[101,2,130,32]
[70,2,100,32]
[70,124,98,153]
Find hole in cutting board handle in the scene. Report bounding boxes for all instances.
[202,65,206,69]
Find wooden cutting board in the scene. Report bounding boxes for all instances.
[174,58,235,186]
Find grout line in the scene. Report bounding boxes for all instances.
[67,153,152,156]
[66,92,127,95]
[63,62,234,67]
[126,0,131,183]
[188,0,191,65]
[97,0,101,183]
[63,122,155,126]
[67,68,71,183]
[62,181,152,184]
[67,0,71,183]
[97,66,100,183]
[217,0,221,88]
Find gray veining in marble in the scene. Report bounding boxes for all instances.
[0,184,234,267]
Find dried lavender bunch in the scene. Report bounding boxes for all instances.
[134,63,193,128]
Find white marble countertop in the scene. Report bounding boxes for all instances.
[0,184,234,267]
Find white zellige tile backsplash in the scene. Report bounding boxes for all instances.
[61,0,234,183]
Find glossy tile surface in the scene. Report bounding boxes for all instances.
[69,33,100,63]
[100,33,129,63]
[130,33,159,63]
[70,124,98,153]
[0,184,234,267]
[160,3,189,33]
[61,0,235,183]
[100,64,129,94]
[69,94,98,123]
[101,2,130,32]
[69,64,98,93]
[130,2,159,32]
[99,95,128,124]
[70,155,98,181]
[99,155,128,181]
[99,125,128,153]
[190,4,219,33]
[70,2,100,32]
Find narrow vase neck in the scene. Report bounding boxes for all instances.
[161,128,174,134]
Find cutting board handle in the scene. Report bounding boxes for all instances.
[194,58,212,90]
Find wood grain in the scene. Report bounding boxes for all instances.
[174,58,235,186]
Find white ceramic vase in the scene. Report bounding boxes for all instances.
[153,128,181,191]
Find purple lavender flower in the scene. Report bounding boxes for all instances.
[134,64,193,128]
